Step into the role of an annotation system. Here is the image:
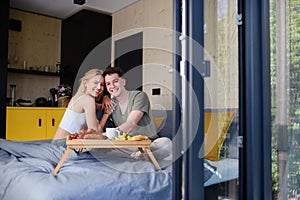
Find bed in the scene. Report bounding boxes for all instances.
[152,109,239,196]
[204,158,239,199]
[204,158,238,186]
[0,109,239,199]
[203,110,239,198]
[0,139,172,200]
[0,138,238,200]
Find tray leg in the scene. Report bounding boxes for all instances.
[145,147,161,170]
[53,148,72,175]
[138,147,149,161]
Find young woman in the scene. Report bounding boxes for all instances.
[52,69,108,146]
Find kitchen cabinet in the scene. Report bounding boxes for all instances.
[6,107,65,140]
[45,109,65,139]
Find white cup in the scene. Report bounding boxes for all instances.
[105,128,120,139]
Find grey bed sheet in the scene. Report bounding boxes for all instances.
[204,158,239,187]
[0,139,172,200]
[0,138,237,200]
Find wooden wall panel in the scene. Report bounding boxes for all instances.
[6,9,61,105]
[112,1,144,35]
[8,9,61,72]
[112,0,174,110]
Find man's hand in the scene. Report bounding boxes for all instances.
[103,106,114,116]
[102,95,115,111]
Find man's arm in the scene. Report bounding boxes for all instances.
[117,110,144,134]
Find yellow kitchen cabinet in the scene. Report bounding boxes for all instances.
[6,107,66,140]
[45,109,65,139]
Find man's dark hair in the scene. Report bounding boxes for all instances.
[103,67,124,78]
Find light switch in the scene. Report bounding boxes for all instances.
[152,88,161,95]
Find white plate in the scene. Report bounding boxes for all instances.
[18,102,34,107]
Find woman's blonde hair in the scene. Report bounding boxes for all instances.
[74,69,103,97]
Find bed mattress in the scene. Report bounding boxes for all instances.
[0,139,172,200]
[204,158,239,187]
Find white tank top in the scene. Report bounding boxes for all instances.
[58,95,86,134]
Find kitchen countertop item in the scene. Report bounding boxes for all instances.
[18,102,34,107]
[29,66,39,71]
[35,97,48,107]
[16,98,32,107]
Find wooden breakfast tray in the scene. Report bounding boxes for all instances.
[53,136,161,175]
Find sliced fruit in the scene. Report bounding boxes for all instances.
[69,133,79,139]
[128,135,148,141]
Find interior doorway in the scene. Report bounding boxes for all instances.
[114,32,143,91]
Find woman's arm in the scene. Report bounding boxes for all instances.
[99,113,110,129]
[84,96,103,132]
[97,95,115,130]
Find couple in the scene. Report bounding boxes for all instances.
[52,67,172,160]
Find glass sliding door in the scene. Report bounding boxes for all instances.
[203,0,239,199]
[270,0,300,199]
[177,0,273,199]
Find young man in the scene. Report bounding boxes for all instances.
[102,67,158,140]
[102,67,172,162]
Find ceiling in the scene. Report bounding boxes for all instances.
[10,0,140,19]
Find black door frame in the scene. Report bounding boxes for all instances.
[173,0,183,199]
[239,0,272,199]
[174,0,273,199]
[0,0,9,139]
[177,0,205,199]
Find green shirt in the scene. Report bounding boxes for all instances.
[112,91,157,139]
